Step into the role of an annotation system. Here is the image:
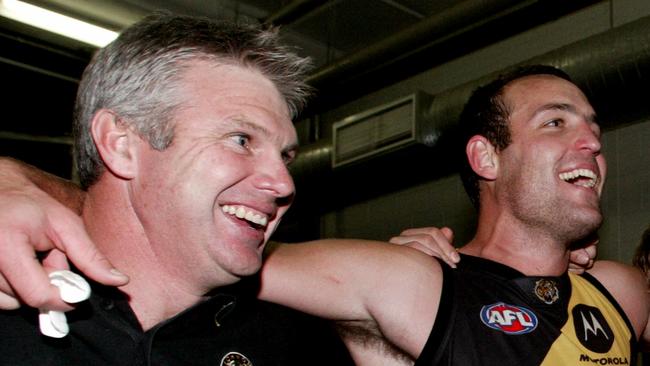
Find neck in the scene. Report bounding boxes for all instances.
[461,206,571,276]
[83,179,207,330]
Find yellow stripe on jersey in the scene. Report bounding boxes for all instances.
[541,274,632,365]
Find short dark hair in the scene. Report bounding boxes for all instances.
[458,64,573,207]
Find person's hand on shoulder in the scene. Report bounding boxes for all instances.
[390,226,597,272]
[568,237,597,274]
[0,157,128,311]
[389,226,459,268]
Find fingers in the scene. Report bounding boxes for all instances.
[0,271,20,310]
[568,262,590,274]
[0,185,127,312]
[47,212,129,287]
[582,241,597,262]
[569,248,590,266]
[0,232,69,311]
[0,291,20,310]
[41,249,71,271]
[568,247,596,274]
[397,226,455,242]
[389,226,459,268]
[0,185,72,310]
[403,241,459,268]
[440,227,454,243]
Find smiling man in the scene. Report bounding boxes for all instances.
[0,13,355,365]
[256,65,650,365]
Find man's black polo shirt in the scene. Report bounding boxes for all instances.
[0,278,353,365]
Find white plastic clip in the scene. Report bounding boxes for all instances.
[38,270,91,338]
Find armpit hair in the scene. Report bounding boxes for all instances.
[335,320,414,364]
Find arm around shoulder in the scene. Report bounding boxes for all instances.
[0,157,126,311]
[260,238,444,359]
[0,157,84,213]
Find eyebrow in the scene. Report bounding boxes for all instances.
[533,102,599,125]
[231,117,270,135]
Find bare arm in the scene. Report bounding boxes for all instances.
[265,228,454,365]
[588,260,650,346]
[261,239,443,360]
[5,158,86,214]
[0,157,127,310]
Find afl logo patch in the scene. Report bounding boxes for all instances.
[221,352,252,366]
[572,304,614,353]
[480,302,538,334]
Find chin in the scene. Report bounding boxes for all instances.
[566,216,602,242]
[232,253,264,277]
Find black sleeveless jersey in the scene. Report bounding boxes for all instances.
[415,254,636,366]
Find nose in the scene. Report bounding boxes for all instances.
[254,155,295,200]
[575,121,601,156]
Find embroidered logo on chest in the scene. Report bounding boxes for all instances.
[221,352,253,366]
[480,302,538,334]
[572,304,614,353]
[534,278,559,304]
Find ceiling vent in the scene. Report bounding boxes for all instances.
[332,91,432,168]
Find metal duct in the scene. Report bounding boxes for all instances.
[290,14,650,217]
[262,0,329,26]
[304,0,600,112]
[427,13,650,141]
[307,0,529,87]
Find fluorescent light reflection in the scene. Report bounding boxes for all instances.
[0,0,118,47]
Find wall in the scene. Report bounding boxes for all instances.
[600,119,650,262]
[317,0,650,264]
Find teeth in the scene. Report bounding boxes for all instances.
[559,168,598,188]
[221,205,268,227]
[235,206,246,219]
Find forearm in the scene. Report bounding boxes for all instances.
[0,157,84,214]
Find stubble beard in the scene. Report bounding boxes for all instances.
[507,184,603,247]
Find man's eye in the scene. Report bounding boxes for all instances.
[545,119,562,127]
[232,134,250,147]
[282,151,296,165]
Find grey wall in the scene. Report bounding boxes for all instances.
[316,0,650,264]
[600,119,650,263]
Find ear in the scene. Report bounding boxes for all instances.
[90,109,138,180]
[466,135,498,180]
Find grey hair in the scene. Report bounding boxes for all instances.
[75,12,313,189]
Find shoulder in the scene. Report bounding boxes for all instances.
[587,260,649,339]
[325,239,447,358]
[587,260,646,293]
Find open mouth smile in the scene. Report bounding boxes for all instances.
[558,168,599,189]
[221,205,269,228]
